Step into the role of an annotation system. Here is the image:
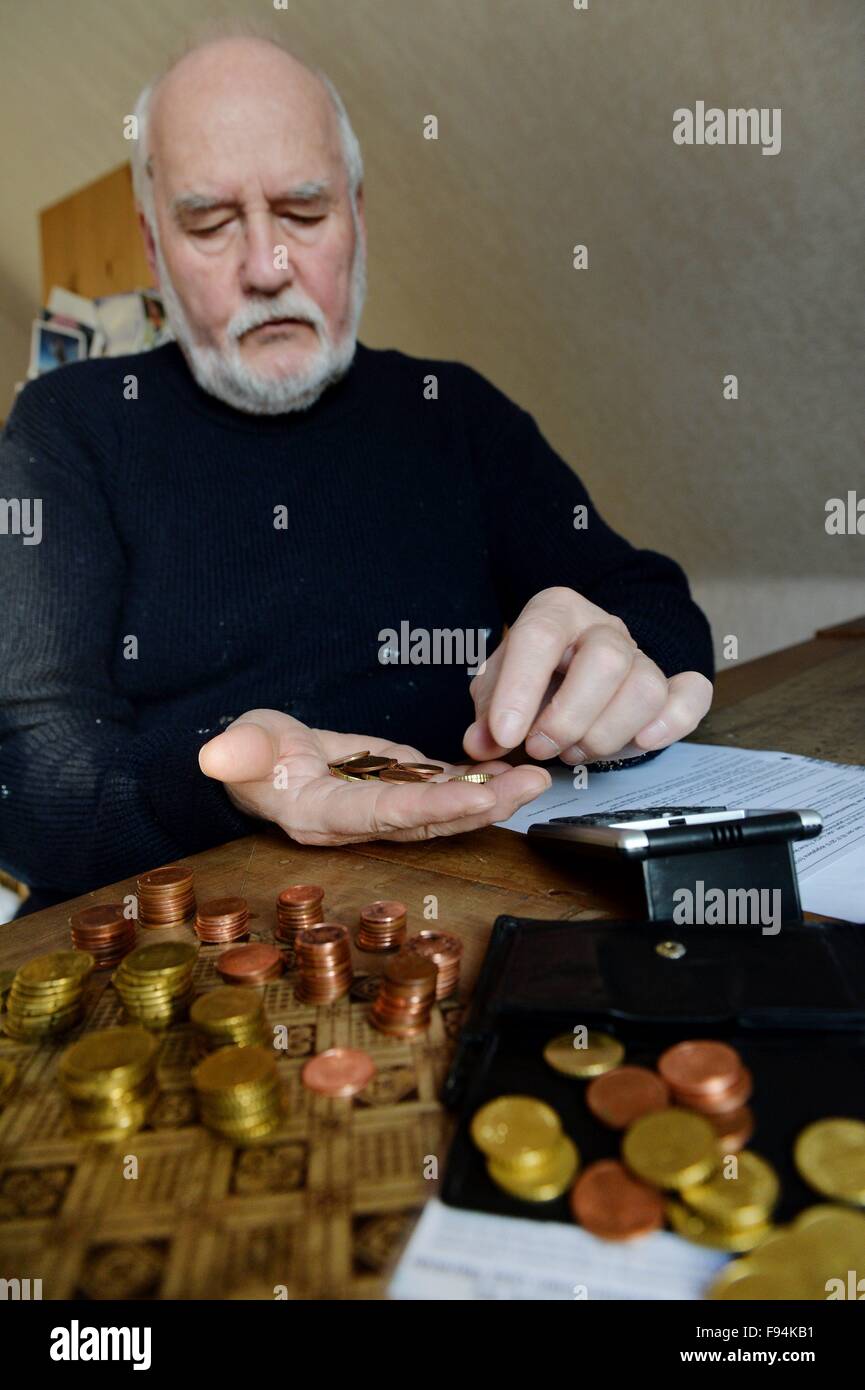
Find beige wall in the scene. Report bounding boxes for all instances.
[0,0,861,662]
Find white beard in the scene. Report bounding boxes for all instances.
[154,223,367,416]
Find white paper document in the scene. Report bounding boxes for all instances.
[389,1198,727,1300]
[497,743,865,923]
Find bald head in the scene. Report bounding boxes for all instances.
[131,35,366,415]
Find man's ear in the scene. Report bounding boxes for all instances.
[138,210,159,286]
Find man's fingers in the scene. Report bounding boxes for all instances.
[552,650,667,761]
[522,623,638,759]
[632,671,714,751]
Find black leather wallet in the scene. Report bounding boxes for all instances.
[441,916,865,1223]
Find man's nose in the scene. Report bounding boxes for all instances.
[240,214,296,295]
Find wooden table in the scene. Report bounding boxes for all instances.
[1,621,863,1298]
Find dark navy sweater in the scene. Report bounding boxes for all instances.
[0,341,713,912]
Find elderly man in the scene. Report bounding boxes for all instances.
[0,35,713,914]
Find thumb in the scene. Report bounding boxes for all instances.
[199,719,279,783]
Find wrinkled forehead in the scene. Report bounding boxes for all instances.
[148,49,346,207]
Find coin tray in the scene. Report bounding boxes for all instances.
[441,916,865,1223]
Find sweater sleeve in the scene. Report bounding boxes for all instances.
[454,365,715,681]
[0,390,257,898]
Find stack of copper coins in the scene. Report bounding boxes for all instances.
[657,1040,753,1116]
[137,864,195,928]
[70,904,136,971]
[369,955,437,1038]
[194,896,250,943]
[402,930,463,998]
[216,943,284,987]
[294,925,353,1004]
[357,900,407,952]
[275,884,325,945]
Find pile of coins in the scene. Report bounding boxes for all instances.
[193,1044,282,1141]
[472,1095,579,1202]
[328,751,494,785]
[113,941,198,1029]
[70,905,136,970]
[275,884,324,945]
[710,1203,865,1299]
[190,987,267,1051]
[369,955,437,1037]
[59,1026,158,1141]
[194,896,249,943]
[301,1047,376,1098]
[4,951,94,1040]
[402,931,463,999]
[137,864,195,928]
[295,925,353,1004]
[658,1040,752,1117]
[216,943,283,987]
[357,900,407,952]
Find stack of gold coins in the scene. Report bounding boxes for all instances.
[4,951,94,1040]
[369,954,437,1037]
[709,1203,865,1300]
[357,900,407,952]
[113,941,198,1029]
[275,884,325,945]
[657,1040,752,1115]
[137,864,195,928]
[294,925,353,1004]
[472,1095,580,1202]
[70,905,136,970]
[190,987,267,1051]
[194,896,250,943]
[668,1150,780,1252]
[193,1044,282,1141]
[58,1026,159,1141]
[402,930,463,998]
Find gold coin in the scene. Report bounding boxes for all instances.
[471,1095,562,1165]
[193,1044,277,1095]
[623,1109,719,1189]
[60,1027,158,1079]
[794,1118,865,1204]
[544,1030,625,1079]
[448,772,494,783]
[667,1200,773,1252]
[191,989,262,1027]
[681,1151,779,1230]
[121,942,198,977]
[488,1135,579,1202]
[17,951,94,985]
[707,1259,811,1300]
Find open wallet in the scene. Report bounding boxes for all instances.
[441,916,865,1223]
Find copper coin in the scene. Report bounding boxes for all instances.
[301,1048,376,1097]
[657,1040,743,1098]
[216,944,283,983]
[328,751,371,768]
[710,1105,755,1152]
[378,769,427,783]
[340,756,395,773]
[139,865,193,888]
[361,900,407,923]
[278,884,324,906]
[197,897,247,917]
[399,763,444,776]
[586,1066,670,1129]
[296,924,347,948]
[71,905,126,930]
[404,930,463,961]
[570,1159,665,1241]
[676,1066,753,1115]
[384,955,437,985]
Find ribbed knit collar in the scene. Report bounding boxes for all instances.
[155,338,371,434]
